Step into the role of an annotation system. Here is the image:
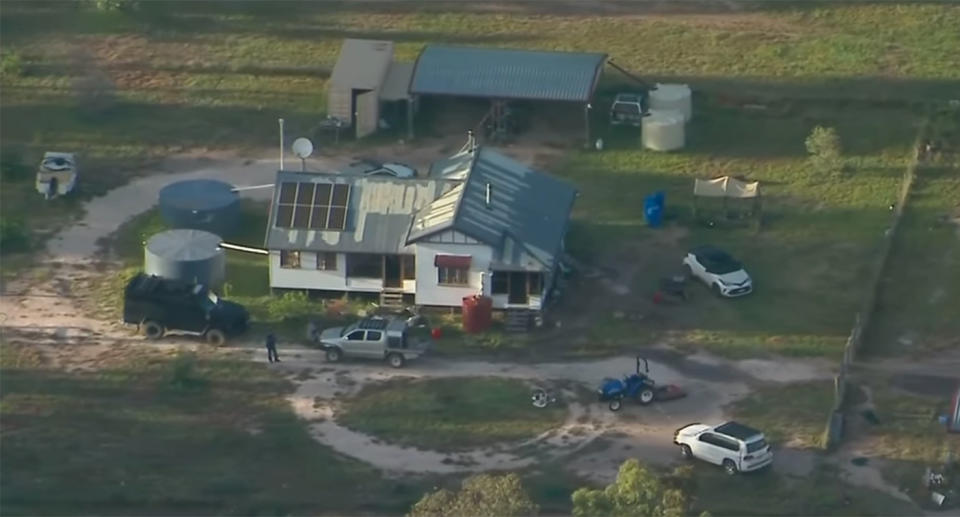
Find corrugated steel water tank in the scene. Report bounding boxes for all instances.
[462,295,493,334]
[649,83,692,121]
[158,179,239,236]
[144,229,225,290]
[642,110,686,151]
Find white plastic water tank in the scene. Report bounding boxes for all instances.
[650,83,692,122]
[642,110,685,151]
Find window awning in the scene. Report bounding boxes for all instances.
[435,254,471,268]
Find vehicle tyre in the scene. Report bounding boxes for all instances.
[143,320,164,340]
[723,459,739,476]
[712,283,723,297]
[387,353,405,369]
[638,388,656,405]
[680,444,693,460]
[205,329,226,346]
[608,398,623,412]
[325,347,342,363]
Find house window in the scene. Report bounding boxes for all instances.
[280,250,301,269]
[438,266,469,286]
[402,255,416,280]
[527,273,543,295]
[317,252,337,271]
[492,272,508,294]
[347,254,383,279]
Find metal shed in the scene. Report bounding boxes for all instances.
[408,45,608,143]
[327,39,395,139]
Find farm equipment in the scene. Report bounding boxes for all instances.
[531,388,559,409]
[597,355,687,411]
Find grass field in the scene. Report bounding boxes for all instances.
[0,343,426,515]
[338,377,567,451]
[727,380,836,448]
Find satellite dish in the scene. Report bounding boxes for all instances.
[292,137,314,159]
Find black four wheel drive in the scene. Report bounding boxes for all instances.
[123,274,248,345]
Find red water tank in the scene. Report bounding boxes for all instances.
[462,295,493,333]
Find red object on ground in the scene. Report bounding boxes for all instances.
[653,291,664,304]
[655,384,688,401]
[461,295,493,333]
[430,327,443,340]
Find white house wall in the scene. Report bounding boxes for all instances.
[414,241,491,307]
[269,251,354,291]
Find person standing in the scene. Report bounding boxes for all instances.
[265,331,280,363]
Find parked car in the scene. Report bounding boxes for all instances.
[609,92,649,126]
[314,316,431,368]
[123,274,248,345]
[673,421,773,475]
[350,158,417,179]
[682,245,753,297]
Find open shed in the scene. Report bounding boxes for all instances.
[407,45,608,144]
[327,39,415,139]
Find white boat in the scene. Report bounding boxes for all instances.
[36,151,78,199]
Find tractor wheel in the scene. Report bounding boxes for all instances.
[608,398,623,412]
[143,321,164,340]
[325,347,342,363]
[680,444,693,460]
[205,329,226,346]
[723,459,739,476]
[638,388,656,405]
[387,353,405,369]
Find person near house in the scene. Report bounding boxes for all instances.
[306,320,319,344]
[265,332,280,363]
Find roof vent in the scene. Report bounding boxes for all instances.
[485,183,492,209]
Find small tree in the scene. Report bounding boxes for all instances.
[409,473,539,517]
[571,459,689,517]
[805,125,844,176]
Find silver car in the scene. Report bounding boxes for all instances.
[315,316,430,368]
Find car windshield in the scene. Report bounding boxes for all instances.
[746,438,767,453]
[340,323,358,336]
[613,103,641,115]
[701,251,742,274]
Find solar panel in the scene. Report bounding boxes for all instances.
[275,181,350,230]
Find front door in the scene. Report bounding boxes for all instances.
[355,90,379,139]
[508,272,528,305]
[384,255,402,288]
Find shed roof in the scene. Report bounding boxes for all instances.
[265,171,451,254]
[410,45,607,102]
[379,61,414,101]
[408,147,577,270]
[330,39,394,90]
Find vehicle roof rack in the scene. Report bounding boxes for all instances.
[715,421,763,441]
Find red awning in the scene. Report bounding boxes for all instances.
[434,254,471,268]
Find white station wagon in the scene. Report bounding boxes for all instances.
[673,421,773,475]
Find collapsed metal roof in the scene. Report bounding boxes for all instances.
[410,45,607,102]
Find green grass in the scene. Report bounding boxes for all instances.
[691,464,921,516]
[0,343,425,515]
[727,380,836,448]
[338,377,567,451]
[858,384,959,464]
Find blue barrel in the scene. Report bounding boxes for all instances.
[644,191,665,228]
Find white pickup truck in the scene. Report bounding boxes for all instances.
[673,421,773,475]
[314,316,430,368]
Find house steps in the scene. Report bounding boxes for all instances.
[505,309,531,333]
[379,289,405,312]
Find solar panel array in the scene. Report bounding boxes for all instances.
[275,182,350,230]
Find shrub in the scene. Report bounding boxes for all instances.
[167,351,208,391]
[805,126,844,176]
[0,218,30,254]
[1,51,23,78]
[1,149,31,182]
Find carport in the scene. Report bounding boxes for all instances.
[407,45,608,145]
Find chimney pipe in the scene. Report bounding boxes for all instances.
[485,183,492,209]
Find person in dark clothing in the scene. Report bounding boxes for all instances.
[265,332,280,363]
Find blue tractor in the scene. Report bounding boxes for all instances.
[597,355,686,411]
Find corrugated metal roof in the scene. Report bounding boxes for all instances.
[428,149,474,180]
[408,148,577,270]
[379,61,414,101]
[265,171,450,254]
[330,39,394,90]
[410,45,607,102]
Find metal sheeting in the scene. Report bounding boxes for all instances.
[265,171,453,254]
[144,229,225,289]
[693,176,760,198]
[408,147,578,271]
[330,39,394,90]
[428,150,474,180]
[410,45,607,102]
[380,61,414,101]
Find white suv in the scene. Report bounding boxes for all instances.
[673,421,773,475]
[682,245,753,297]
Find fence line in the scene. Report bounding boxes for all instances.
[823,117,929,449]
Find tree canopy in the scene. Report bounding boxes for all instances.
[571,459,689,517]
[409,473,539,517]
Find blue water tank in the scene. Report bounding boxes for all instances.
[158,179,239,236]
[644,191,666,228]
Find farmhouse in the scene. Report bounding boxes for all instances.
[264,146,577,312]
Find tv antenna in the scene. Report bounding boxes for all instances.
[292,137,314,172]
